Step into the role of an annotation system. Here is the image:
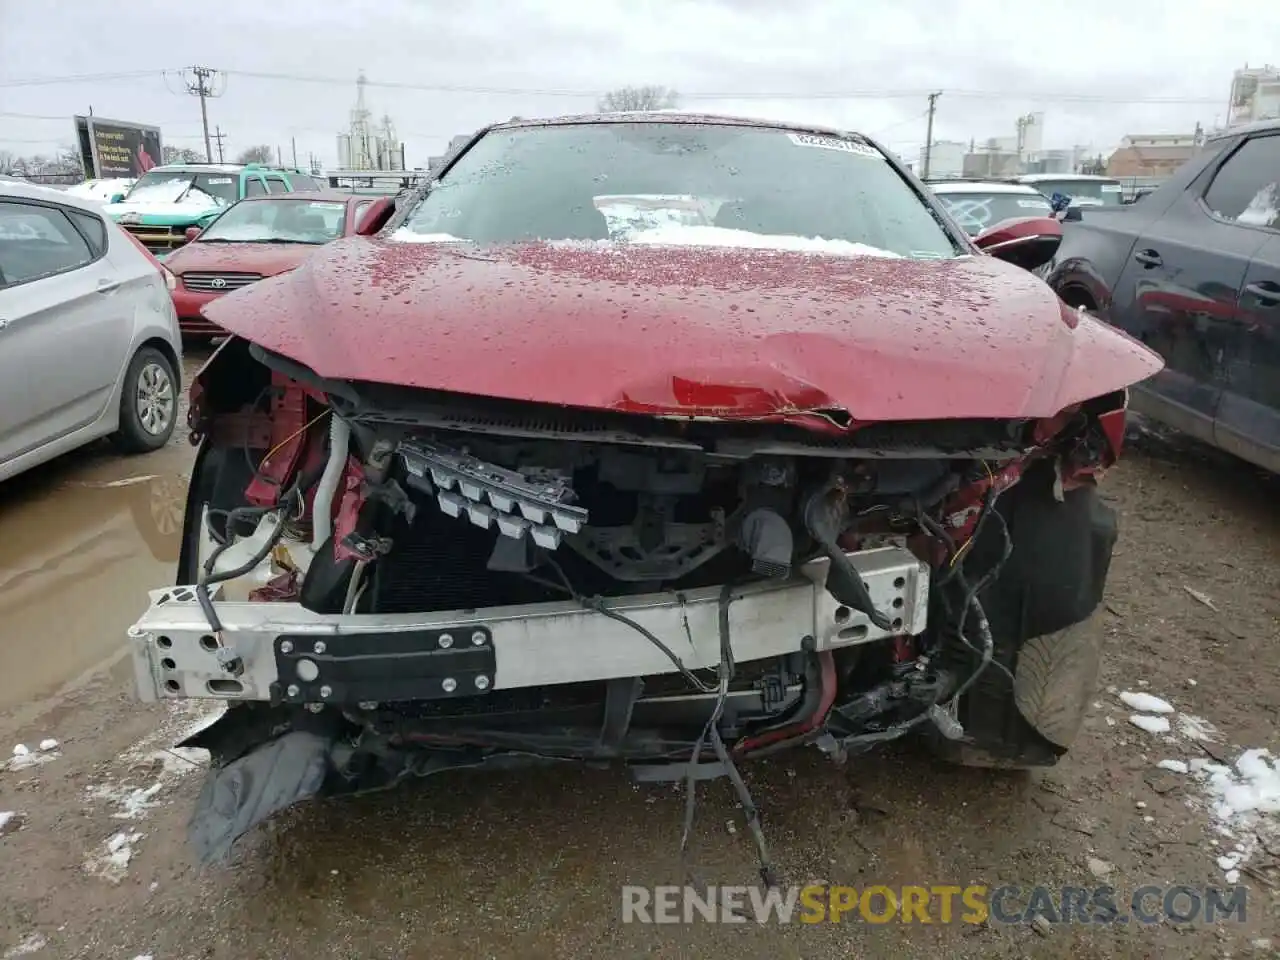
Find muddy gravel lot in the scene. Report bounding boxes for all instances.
[2,359,1278,958]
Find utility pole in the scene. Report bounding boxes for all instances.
[922,91,941,179]
[291,137,298,169]
[184,66,220,162]
[211,126,226,163]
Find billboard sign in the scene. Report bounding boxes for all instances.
[73,116,163,179]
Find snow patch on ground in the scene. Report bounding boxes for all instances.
[84,701,220,819]
[0,811,18,832]
[1176,713,1220,742]
[1124,682,1280,884]
[1119,691,1174,714]
[84,831,144,883]
[5,741,61,771]
[87,781,165,820]
[1128,714,1171,734]
[2,933,48,958]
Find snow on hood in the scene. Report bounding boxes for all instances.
[63,178,135,203]
[387,230,467,244]
[107,182,224,214]
[622,224,902,258]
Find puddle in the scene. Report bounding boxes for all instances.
[0,452,191,712]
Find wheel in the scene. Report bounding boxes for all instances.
[933,463,1117,769]
[113,346,178,453]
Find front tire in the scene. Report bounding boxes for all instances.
[935,464,1117,769]
[113,346,178,453]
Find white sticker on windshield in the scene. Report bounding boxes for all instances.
[207,177,233,184]
[1100,184,1122,192]
[786,133,881,158]
[1017,199,1051,209]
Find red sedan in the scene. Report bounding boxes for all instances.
[162,192,384,338]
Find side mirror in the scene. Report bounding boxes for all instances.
[1062,206,1083,222]
[185,226,202,242]
[973,216,1063,272]
[354,196,396,236]
[110,193,125,204]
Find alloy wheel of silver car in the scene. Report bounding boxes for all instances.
[135,361,175,437]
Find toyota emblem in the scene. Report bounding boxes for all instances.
[210,277,227,289]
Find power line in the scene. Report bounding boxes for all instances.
[0,70,165,88]
[1,65,1225,106]
[870,109,930,138]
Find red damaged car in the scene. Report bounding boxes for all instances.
[127,114,1162,866]
[162,192,380,339]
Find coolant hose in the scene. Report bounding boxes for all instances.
[312,414,350,550]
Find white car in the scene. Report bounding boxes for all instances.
[0,180,183,482]
[927,180,1054,236]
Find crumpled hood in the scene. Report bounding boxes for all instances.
[202,237,1163,423]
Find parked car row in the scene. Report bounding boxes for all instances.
[102,162,327,258]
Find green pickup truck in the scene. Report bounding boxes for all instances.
[102,163,325,257]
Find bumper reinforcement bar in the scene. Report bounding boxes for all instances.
[128,547,929,704]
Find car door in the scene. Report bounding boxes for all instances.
[1105,138,1273,445]
[0,198,131,465]
[1218,224,1280,471]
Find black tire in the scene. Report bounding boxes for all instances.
[934,463,1117,769]
[113,346,178,453]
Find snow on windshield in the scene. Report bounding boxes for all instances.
[391,123,960,258]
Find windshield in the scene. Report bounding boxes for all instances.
[124,170,240,207]
[197,198,348,243]
[933,191,1053,235]
[1026,179,1124,206]
[395,123,960,258]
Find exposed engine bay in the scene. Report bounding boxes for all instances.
[130,339,1126,873]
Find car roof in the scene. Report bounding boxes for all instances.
[148,163,247,174]
[236,191,373,204]
[929,181,1045,195]
[490,110,878,143]
[0,178,114,213]
[1207,118,1280,141]
[1016,173,1119,183]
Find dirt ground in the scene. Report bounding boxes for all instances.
[1,354,1279,959]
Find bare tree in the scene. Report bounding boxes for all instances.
[597,85,680,113]
[236,144,275,164]
[163,145,205,165]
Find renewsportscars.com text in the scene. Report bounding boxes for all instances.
[621,884,1248,925]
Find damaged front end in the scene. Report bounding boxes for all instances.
[134,338,1127,867]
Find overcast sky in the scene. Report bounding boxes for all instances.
[0,0,1273,170]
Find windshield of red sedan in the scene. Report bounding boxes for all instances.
[197,199,348,244]
[394,122,962,259]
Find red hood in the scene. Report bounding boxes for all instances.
[164,240,318,278]
[202,237,1163,423]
